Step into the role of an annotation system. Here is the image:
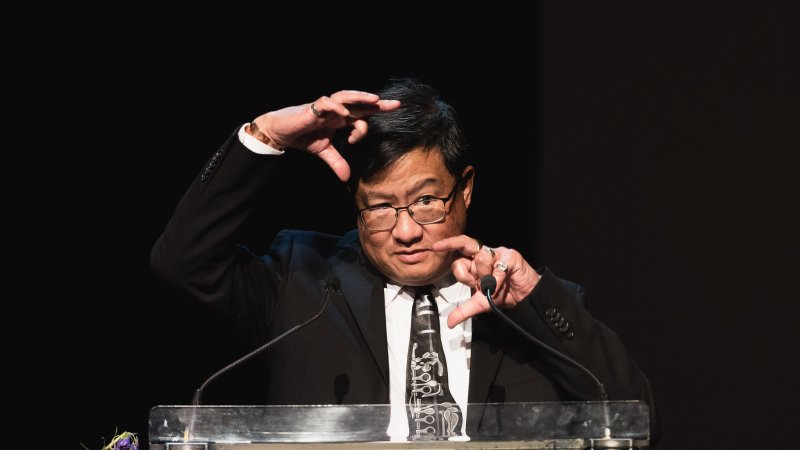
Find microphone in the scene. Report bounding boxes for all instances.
[479,274,608,402]
[191,275,341,405]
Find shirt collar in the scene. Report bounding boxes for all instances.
[384,272,468,308]
[384,281,406,308]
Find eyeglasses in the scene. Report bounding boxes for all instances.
[358,184,459,231]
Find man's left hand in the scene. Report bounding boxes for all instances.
[433,235,541,328]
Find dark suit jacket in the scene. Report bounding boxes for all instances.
[150,129,661,443]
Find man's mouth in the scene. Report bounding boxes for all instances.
[395,249,429,264]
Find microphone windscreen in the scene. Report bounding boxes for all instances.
[323,274,341,291]
[480,275,497,295]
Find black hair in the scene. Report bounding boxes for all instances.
[337,77,471,193]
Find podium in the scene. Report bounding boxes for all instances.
[149,401,651,449]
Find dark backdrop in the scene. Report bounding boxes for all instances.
[18,2,798,449]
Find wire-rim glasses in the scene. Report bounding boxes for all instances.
[357,184,459,231]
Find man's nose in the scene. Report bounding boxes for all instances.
[392,209,423,241]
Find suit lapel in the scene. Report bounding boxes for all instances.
[329,231,391,390]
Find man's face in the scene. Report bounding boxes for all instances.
[356,148,474,286]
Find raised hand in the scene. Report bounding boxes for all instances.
[250,90,401,182]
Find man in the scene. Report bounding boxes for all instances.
[150,78,660,443]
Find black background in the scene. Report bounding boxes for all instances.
[17,2,798,449]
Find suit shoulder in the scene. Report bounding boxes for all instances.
[540,268,588,309]
[272,228,360,255]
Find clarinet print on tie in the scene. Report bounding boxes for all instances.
[407,288,462,440]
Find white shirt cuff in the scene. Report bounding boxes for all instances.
[237,123,285,155]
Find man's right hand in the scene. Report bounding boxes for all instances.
[250,90,401,182]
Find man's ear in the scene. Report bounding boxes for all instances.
[460,166,475,209]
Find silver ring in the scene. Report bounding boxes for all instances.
[310,102,323,117]
[494,261,508,273]
[482,245,496,259]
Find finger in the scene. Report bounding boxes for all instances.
[450,258,475,285]
[375,98,402,110]
[329,90,402,113]
[433,235,482,258]
[311,96,351,118]
[345,99,402,119]
[329,90,381,105]
[492,259,510,275]
[491,262,510,292]
[472,247,496,279]
[348,119,369,144]
[316,146,351,182]
[447,295,490,328]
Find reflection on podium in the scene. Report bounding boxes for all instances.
[149,401,651,449]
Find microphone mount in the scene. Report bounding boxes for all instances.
[191,276,340,405]
[479,274,608,402]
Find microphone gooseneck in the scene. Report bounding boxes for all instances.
[191,276,340,405]
[479,274,608,402]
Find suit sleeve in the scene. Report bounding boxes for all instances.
[149,129,286,343]
[505,268,662,445]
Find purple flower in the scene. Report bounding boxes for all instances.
[112,437,130,450]
[112,436,139,450]
[107,432,138,450]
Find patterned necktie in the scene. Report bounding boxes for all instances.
[406,285,462,440]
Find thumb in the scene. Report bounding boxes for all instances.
[447,294,489,328]
[316,146,351,182]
